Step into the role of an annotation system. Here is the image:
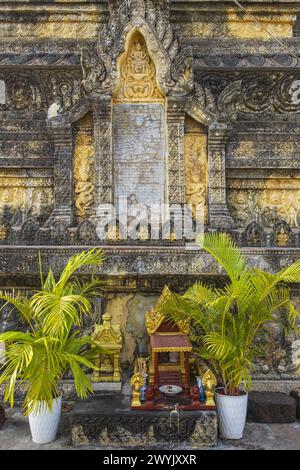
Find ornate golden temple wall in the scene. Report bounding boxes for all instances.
[0,0,300,387]
[0,1,296,42]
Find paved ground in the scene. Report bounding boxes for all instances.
[1,406,300,450]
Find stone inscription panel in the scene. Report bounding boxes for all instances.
[113,103,165,207]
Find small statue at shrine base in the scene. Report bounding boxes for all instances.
[91,313,123,392]
[130,286,217,410]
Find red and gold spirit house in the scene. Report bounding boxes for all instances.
[130,287,216,411]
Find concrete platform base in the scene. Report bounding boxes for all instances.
[1,407,300,450]
[92,382,122,392]
[70,395,217,448]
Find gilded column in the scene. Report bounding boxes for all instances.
[208,122,234,229]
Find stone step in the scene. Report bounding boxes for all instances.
[247,391,297,423]
[290,389,300,419]
[70,394,218,448]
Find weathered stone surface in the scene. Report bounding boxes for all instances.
[247,392,297,423]
[92,382,122,392]
[113,103,166,207]
[70,394,217,448]
[0,380,77,403]
[252,379,300,394]
[290,388,300,419]
[0,403,4,429]
[104,293,158,367]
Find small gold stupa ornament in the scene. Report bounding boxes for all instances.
[92,313,122,383]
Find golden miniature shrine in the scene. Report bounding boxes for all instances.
[130,287,217,410]
[92,313,122,383]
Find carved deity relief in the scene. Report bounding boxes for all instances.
[228,178,300,229]
[73,114,95,220]
[113,31,164,101]
[184,118,208,222]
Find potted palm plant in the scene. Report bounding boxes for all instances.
[0,248,105,444]
[158,233,300,439]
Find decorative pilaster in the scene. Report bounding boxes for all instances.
[167,100,185,205]
[208,122,234,229]
[92,95,113,220]
[49,122,73,225]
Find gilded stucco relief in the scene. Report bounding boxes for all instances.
[184,119,208,223]
[0,173,53,239]
[226,13,294,39]
[0,10,100,39]
[73,114,95,220]
[228,178,300,228]
[179,12,294,40]
[113,31,164,102]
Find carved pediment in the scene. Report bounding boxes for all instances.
[113,30,164,101]
[81,0,193,97]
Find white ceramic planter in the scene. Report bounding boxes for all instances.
[28,396,62,444]
[215,388,248,439]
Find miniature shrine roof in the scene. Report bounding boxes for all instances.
[150,334,192,352]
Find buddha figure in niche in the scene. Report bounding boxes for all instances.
[123,35,155,98]
[115,31,163,100]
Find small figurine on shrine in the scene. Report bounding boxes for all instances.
[92,313,122,385]
[194,359,217,406]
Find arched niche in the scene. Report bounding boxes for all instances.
[112,29,167,213]
[112,29,165,102]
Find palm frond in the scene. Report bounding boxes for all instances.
[55,248,105,293]
[69,278,106,298]
[0,290,34,330]
[203,332,235,360]
[184,281,217,304]
[66,354,95,399]
[31,292,91,338]
[200,232,247,281]
[42,268,56,293]
[276,259,300,284]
